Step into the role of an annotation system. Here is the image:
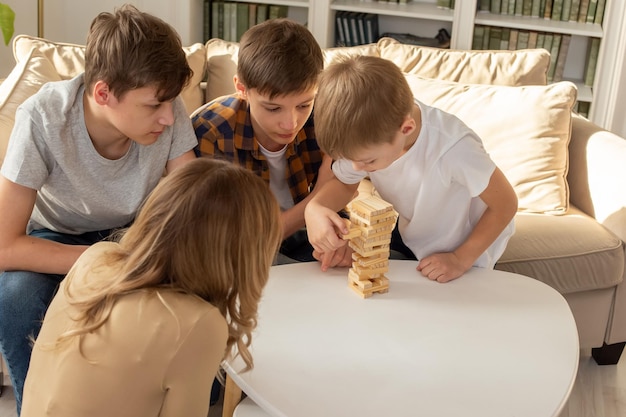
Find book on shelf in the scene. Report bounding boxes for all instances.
[543,0,554,19]
[210,1,224,40]
[248,4,257,30]
[594,0,606,24]
[547,33,562,82]
[561,0,572,21]
[586,0,599,23]
[204,0,210,41]
[489,27,503,50]
[356,13,367,46]
[437,0,453,8]
[523,0,533,16]
[335,11,346,46]
[536,32,545,49]
[229,2,238,42]
[269,5,288,20]
[551,0,563,20]
[584,37,601,86]
[236,3,249,42]
[491,0,502,13]
[531,0,542,17]
[479,0,490,11]
[553,34,571,82]
[508,29,519,50]
[364,14,379,44]
[482,26,491,49]
[349,12,362,46]
[500,27,511,49]
[527,30,538,48]
[340,11,353,47]
[517,30,530,49]
[501,0,510,14]
[515,0,524,15]
[542,33,554,56]
[570,0,581,21]
[578,0,590,22]
[473,25,485,49]
[222,2,231,41]
[257,4,268,25]
[508,0,517,15]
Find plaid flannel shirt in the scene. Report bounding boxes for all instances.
[192,95,323,204]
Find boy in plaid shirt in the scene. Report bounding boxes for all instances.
[193,19,348,265]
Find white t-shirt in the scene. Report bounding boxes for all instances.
[1,74,198,234]
[332,100,514,268]
[258,143,294,211]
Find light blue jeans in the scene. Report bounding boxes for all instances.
[0,228,112,415]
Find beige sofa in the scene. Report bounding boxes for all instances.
[1,35,625,366]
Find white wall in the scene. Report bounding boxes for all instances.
[0,0,204,78]
[0,0,37,78]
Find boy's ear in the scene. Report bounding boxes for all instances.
[233,75,247,99]
[400,113,417,135]
[92,81,112,105]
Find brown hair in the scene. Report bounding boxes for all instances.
[237,18,323,98]
[314,55,414,159]
[60,158,282,371]
[84,4,192,102]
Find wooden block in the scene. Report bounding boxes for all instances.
[348,275,389,298]
[349,241,390,258]
[352,254,389,269]
[348,269,374,285]
[341,218,361,240]
[352,262,389,277]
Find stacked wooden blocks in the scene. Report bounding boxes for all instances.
[343,195,398,298]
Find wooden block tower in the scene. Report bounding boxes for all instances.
[343,195,398,298]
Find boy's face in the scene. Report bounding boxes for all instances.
[104,86,175,146]
[238,84,316,152]
[349,131,407,173]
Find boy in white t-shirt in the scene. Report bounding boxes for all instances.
[305,55,518,282]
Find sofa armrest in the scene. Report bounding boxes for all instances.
[568,113,626,242]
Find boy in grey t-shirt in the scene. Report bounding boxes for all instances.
[0,5,197,413]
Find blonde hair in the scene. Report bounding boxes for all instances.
[59,158,282,371]
[314,55,414,159]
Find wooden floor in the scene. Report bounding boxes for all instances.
[1,349,625,416]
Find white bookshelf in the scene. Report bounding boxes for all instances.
[307,0,626,130]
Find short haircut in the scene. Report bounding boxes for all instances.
[314,55,414,160]
[84,4,192,102]
[237,18,323,98]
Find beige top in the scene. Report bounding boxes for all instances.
[21,242,229,417]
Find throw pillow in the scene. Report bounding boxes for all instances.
[379,37,550,86]
[204,38,240,103]
[12,35,207,115]
[0,48,62,165]
[404,75,577,214]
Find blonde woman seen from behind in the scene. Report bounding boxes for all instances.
[20,158,282,417]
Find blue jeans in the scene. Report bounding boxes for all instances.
[0,228,112,415]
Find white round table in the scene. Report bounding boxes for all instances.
[223,261,579,417]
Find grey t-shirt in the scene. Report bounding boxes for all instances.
[1,74,197,234]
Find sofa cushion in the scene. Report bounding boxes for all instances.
[377,37,550,86]
[204,38,240,103]
[0,47,62,166]
[405,75,576,214]
[496,207,625,294]
[11,34,207,115]
[203,38,381,103]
